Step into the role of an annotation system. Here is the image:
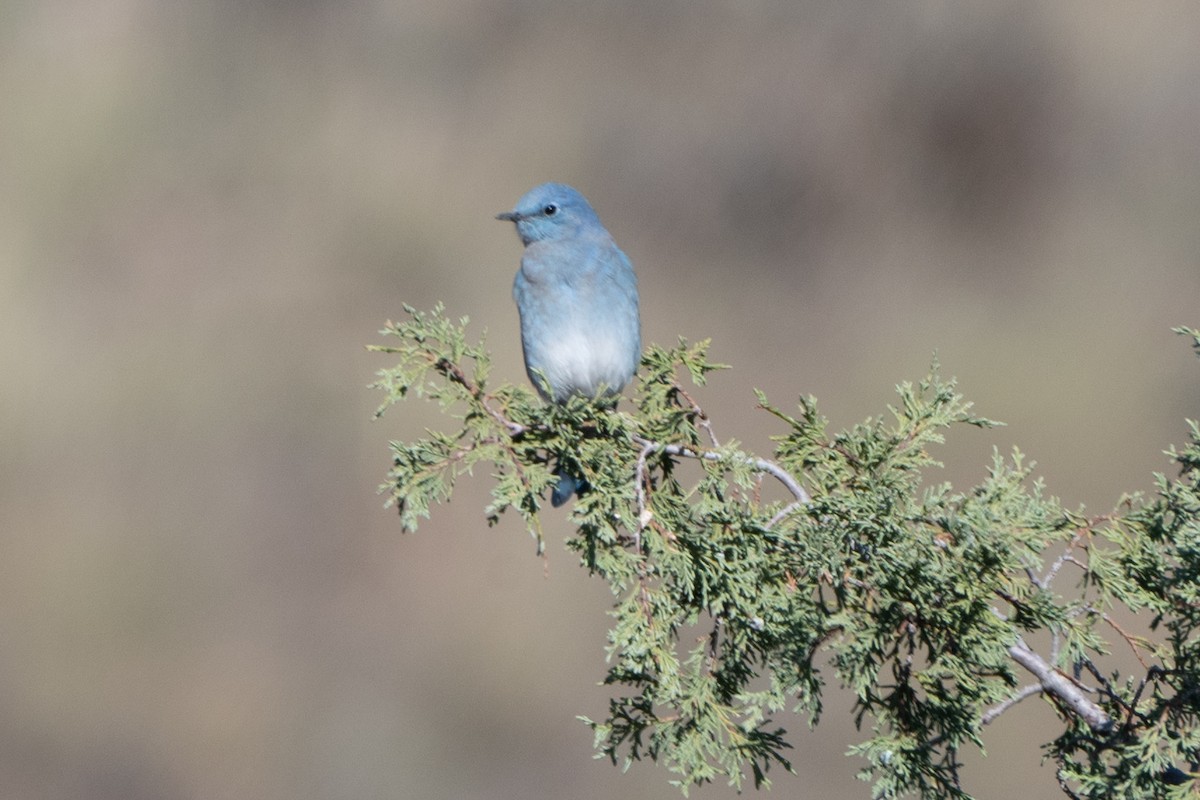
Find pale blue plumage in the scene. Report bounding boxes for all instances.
[498,183,641,505]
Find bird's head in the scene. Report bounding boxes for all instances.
[496,183,602,245]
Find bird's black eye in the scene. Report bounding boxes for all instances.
[543,204,558,216]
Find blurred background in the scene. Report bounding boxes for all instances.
[2,1,1199,798]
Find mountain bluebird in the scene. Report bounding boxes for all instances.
[497,182,641,506]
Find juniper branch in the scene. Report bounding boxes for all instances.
[373,308,1200,799]
[1008,639,1113,733]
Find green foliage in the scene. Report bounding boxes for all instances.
[371,307,1200,799]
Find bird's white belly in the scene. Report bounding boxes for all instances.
[542,327,631,398]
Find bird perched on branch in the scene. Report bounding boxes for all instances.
[498,183,641,506]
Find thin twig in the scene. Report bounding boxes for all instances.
[1042,518,1109,588]
[707,616,723,674]
[768,500,808,529]
[1085,606,1153,670]
[634,440,657,548]
[981,683,1044,725]
[1042,551,1086,587]
[672,381,720,447]
[635,438,810,506]
[434,357,527,435]
[1024,564,1044,590]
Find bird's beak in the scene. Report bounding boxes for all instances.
[495,211,521,222]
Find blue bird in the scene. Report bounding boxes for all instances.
[497,183,642,506]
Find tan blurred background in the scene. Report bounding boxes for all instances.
[2,1,1198,798]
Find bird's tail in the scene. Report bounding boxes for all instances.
[551,467,586,507]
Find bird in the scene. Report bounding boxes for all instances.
[497,182,642,506]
